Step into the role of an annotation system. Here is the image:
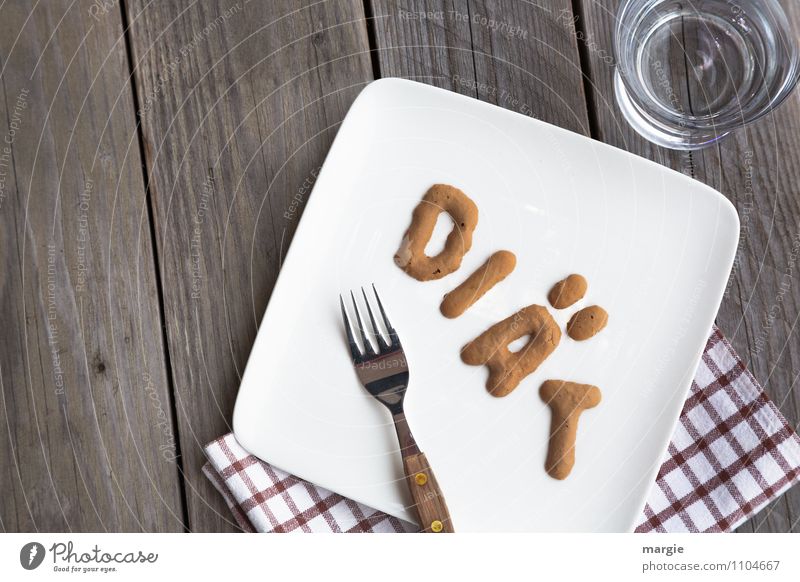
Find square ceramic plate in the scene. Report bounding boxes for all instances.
[233,78,739,532]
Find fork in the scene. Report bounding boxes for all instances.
[339,285,454,533]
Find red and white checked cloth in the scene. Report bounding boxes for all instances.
[203,327,800,533]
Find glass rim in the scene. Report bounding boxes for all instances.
[612,0,800,134]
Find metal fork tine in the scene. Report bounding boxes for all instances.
[371,284,400,347]
[350,290,376,357]
[340,295,362,361]
[361,287,390,352]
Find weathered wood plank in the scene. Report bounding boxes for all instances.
[126,0,374,531]
[578,0,800,532]
[373,0,800,532]
[0,0,184,531]
[370,0,475,92]
[468,0,590,133]
[370,0,590,131]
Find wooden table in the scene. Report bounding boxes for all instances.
[1,0,798,533]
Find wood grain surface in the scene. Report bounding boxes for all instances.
[0,0,184,531]
[1,0,798,532]
[577,0,800,532]
[370,0,590,131]
[124,0,374,531]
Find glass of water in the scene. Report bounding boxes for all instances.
[614,0,800,150]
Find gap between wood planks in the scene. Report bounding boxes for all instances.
[118,0,190,532]
[569,0,601,140]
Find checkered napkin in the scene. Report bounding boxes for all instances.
[203,327,800,533]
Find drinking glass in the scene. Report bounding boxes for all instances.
[614,0,800,150]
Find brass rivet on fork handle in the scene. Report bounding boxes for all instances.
[339,285,455,532]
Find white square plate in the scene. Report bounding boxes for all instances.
[233,78,739,532]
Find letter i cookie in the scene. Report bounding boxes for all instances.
[440,250,516,318]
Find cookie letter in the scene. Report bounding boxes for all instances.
[539,380,601,479]
[440,251,516,318]
[547,274,587,309]
[394,184,479,281]
[461,305,560,397]
[566,305,608,340]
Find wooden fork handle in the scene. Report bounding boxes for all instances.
[402,452,455,533]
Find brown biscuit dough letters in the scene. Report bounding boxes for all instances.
[440,251,516,318]
[539,380,602,480]
[566,305,608,340]
[394,184,479,281]
[461,305,561,397]
[547,274,588,309]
